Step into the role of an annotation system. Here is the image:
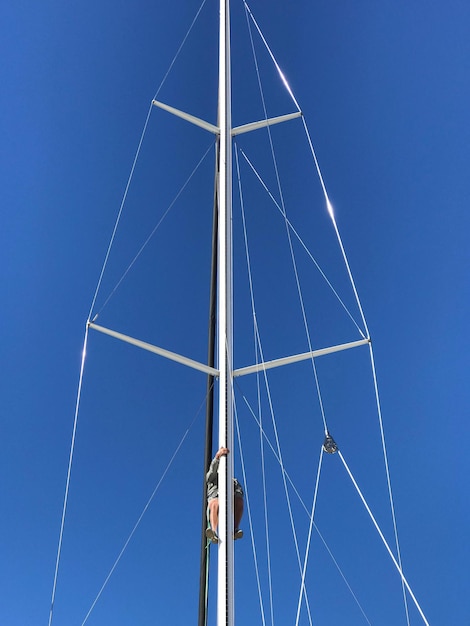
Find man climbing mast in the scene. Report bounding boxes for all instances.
[206,447,244,544]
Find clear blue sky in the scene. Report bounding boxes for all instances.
[1,1,469,624]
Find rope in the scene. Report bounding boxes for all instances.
[48,325,89,626]
[80,389,209,625]
[338,450,429,626]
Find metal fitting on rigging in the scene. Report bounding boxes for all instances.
[323,432,338,454]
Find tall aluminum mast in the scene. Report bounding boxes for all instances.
[216,0,234,624]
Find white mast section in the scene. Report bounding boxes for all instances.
[217,0,234,624]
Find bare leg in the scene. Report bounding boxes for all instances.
[208,498,219,532]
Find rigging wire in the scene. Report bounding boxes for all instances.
[57,3,421,625]
[152,0,208,103]
[244,6,329,436]
[238,149,366,338]
[50,7,211,620]
[87,101,152,322]
[338,450,429,626]
[48,325,89,626]
[368,343,411,624]
[294,446,323,626]
[300,116,370,339]
[247,2,328,434]
[242,7,415,624]
[235,380,372,625]
[88,0,209,321]
[234,400,268,626]
[244,1,301,113]
[80,386,211,626]
[246,119,411,621]
[235,146,275,626]
[236,146,314,626]
[245,0,370,341]
[257,366,276,626]
[93,139,215,319]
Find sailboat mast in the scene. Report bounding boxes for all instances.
[217,0,234,624]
